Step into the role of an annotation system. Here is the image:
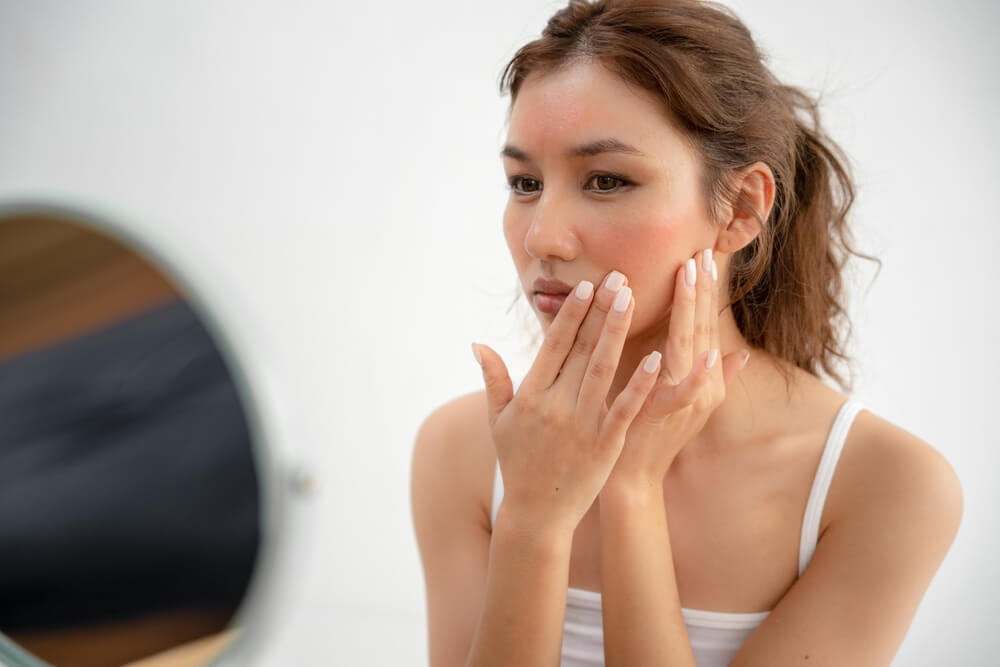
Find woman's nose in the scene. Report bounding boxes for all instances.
[523,195,580,262]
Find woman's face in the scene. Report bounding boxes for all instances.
[502,61,718,339]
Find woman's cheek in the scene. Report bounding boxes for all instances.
[502,212,529,268]
[590,218,682,278]
[591,219,686,326]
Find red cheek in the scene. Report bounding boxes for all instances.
[587,217,690,329]
[587,219,682,274]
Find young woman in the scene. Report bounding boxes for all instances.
[411,1,962,665]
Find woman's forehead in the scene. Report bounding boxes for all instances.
[506,61,689,161]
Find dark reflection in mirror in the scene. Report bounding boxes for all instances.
[0,213,261,667]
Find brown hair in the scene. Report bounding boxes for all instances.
[500,0,876,390]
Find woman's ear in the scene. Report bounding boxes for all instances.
[715,161,775,254]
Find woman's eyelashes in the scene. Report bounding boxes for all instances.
[506,173,634,197]
[586,173,632,193]
[507,175,542,195]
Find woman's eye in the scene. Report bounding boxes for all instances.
[587,174,628,193]
[508,176,542,195]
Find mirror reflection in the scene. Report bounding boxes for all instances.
[0,212,261,667]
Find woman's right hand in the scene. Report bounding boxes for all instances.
[471,270,661,538]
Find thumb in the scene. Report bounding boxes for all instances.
[472,343,513,427]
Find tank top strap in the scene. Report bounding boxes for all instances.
[797,398,865,576]
[491,459,503,528]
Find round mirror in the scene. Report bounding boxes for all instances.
[0,206,271,666]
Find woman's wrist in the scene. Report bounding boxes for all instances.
[600,473,664,507]
[493,502,577,554]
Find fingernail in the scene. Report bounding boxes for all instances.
[741,349,750,368]
[706,348,719,370]
[643,350,661,374]
[471,343,483,367]
[605,271,626,291]
[702,248,713,273]
[711,260,718,282]
[612,286,632,313]
[575,280,594,300]
[685,258,697,287]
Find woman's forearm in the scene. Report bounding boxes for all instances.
[465,506,573,667]
[599,481,696,667]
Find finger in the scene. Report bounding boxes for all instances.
[664,258,697,384]
[599,350,661,450]
[646,348,715,416]
[712,254,721,341]
[576,284,633,414]
[693,248,714,362]
[519,279,595,394]
[721,348,751,386]
[556,270,627,395]
[472,343,513,428]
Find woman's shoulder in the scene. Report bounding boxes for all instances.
[411,390,497,527]
[833,406,963,525]
[794,370,963,559]
[775,366,961,541]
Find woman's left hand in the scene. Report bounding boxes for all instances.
[606,248,750,489]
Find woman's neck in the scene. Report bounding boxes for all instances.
[606,305,793,463]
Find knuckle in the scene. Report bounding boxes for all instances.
[607,402,631,425]
[587,358,615,382]
[539,407,565,429]
[693,322,709,339]
[512,391,536,415]
[604,317,629,337]
[540,332,566,356]
[591,294,614,316]
[568,332,597,361]
[485,373,508,394]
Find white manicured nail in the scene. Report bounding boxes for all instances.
[471,343,483,366]
[706,348,719,369]
[575,280,594,300]
[613,286,632,313]
[711,260,718,282]
[605,271,626,291]
[702,248,713,273]
[685,258,697,287]
[643,350,661,374]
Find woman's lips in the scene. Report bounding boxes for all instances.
[534,292,568,314]
[531,278,573,314]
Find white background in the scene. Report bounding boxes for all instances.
[0,1,996,664]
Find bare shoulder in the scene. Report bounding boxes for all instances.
[411,390,496,530]
[777,367,963,541]
[832,408,964,539]
[410,391,498,667]
[732,397,965,664]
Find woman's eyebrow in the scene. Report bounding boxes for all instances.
[500,137,647,161]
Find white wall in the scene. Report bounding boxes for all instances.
[0,1,996,664]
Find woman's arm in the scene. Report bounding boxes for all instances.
[411,394,493,667]
[415,271,664,666]
[411,392,575,667]
[728,415,963,666]
[599,480,696,666]
[465,506,574,667]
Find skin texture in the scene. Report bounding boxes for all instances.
[411,61,963,666]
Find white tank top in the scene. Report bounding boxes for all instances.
[489,398,865,667]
